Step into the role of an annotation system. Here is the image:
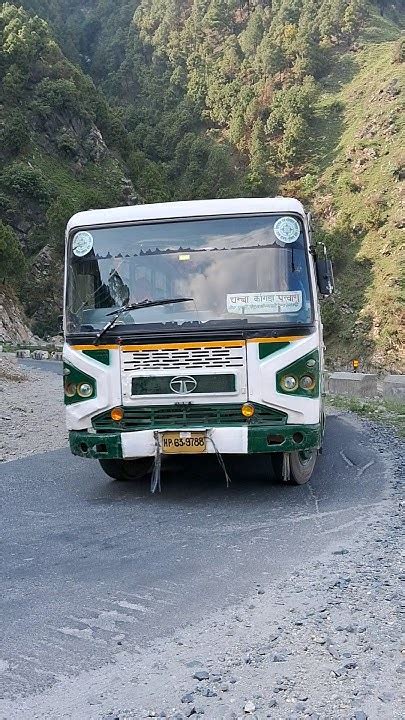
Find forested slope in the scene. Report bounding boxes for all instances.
[1,0,404,368]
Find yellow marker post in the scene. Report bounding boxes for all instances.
[352,358,360,373]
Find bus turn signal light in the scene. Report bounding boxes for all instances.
[111,407,124,422]
[241,403,255,418]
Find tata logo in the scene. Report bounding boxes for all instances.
[169,376,197,394]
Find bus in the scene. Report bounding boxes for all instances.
[63,198,334,488]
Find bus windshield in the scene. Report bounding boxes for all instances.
[66,214,313,334]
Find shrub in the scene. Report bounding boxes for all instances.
[0,162,51,204]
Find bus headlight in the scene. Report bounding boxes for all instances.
[280,375,298,392]
[276,351,319,398]
[77,382,93,398]
[299,375,315,391]
[63,362,96,405]
[64,383,77,397]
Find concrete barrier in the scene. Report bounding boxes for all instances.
[16,349,31,358]
[31,350,49,360]
[328,372,378,398]
[383,375,405,400]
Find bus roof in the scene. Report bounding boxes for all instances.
[66,197,306,233]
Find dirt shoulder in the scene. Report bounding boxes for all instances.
[0,354,67,462]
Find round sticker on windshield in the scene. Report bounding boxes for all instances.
[274,217,301,244]
[72,231,94,257]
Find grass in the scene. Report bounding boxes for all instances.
[327,394,405,436]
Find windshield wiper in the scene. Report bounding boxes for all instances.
[94,297,193,344]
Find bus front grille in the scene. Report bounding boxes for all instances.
[92,403,287,432]
[121,344,245,371]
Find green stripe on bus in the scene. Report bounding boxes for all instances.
[258,342,290,359]
[82,349,110,365]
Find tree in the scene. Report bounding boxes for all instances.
[0,221,26,285]
[1,110,30,155]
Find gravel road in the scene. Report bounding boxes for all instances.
[0,356,403,720]
[0,354,66,462]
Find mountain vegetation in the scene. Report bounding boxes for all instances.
[0,0,403,368]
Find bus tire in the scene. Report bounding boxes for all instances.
[99,458,152,481]
[271,450,317,485]
[289,450,317,484]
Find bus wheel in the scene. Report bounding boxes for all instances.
[289,450,317,485]
[99,458,152,481]
[271,450,317,485]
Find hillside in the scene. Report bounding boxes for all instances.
[0,3,139,336]
[309,8,404,370]
[1,0,404,369]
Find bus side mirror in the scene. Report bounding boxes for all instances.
[316,256,334,296]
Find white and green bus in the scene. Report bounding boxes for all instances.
[63,198,334,487]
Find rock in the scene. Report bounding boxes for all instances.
[181,693,194,704]
[378,691,395,703]
[243,701,256,713]
[344,661,357,669]
[185,707,197,718]
[271,653,287,662]
[193,671,209,681]
[268,698,277,708]
[200,688,217,698]
[327,645,340,660]
[352,712,368,720]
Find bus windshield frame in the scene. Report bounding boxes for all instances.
[65,213,315,337]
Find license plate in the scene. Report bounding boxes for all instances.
[161,431,206,454]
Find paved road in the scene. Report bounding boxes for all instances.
[1,413,387,703]
[18,358,62,375]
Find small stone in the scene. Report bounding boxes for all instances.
[272,653,287,662]
[181,693,194,704]
[221,684,229,692]
[353,712,368,720]
[332,548,349,555]
[185,707,196,718]
[201,687,217,698]
[344,661,357,669]
[378,691,395,703]
[193,671,209,681]
[268,698,277,708]
[244,701,256,713]
[327,645,340,660]
[313,635,326,645]
[258,589,265,595]
[229,676,237,684]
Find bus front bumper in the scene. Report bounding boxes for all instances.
[69,424,322,460]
